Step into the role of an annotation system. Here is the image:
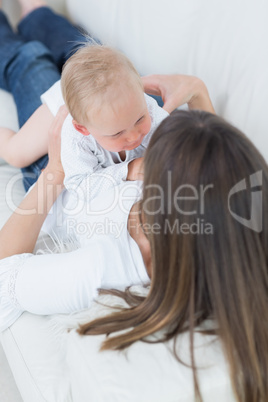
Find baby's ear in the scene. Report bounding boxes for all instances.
[72,119,90,136]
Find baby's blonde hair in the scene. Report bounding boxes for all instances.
[61,43,143,126]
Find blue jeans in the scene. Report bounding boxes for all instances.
[0,7,90,191]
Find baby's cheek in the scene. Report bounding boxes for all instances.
[145,115,152,133]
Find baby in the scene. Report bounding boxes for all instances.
[0,44,169,201]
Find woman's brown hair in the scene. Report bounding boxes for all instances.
[78,110,268,402]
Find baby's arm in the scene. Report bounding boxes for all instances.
[0,104,54,167]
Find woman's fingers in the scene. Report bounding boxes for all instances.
[142,74,189,112]
[48,105,68,143]
[141,75,162,97]
[47,105,69,177]
[142,74,214,113]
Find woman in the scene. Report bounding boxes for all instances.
[76,111,268,402]
[0,69,213,326]
[0,104,267,401]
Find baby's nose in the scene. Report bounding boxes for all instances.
[127,129,139,142]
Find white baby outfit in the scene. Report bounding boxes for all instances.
[41,80,169,201]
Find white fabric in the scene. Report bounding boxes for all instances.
[0,183,149,332]
[1,313,72,402]
[67,0,268,162]
[0,163,25,230]
[43,295,235,402]
[66,327,235,402]
[41,80,169,200]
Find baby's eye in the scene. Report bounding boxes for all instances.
[113,131,123,138]
[136,116,145,124]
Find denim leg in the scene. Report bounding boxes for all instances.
[6,40,60,126]
[0,11,26,91]
[0,11,61,190]
[18,7,98,71]
[7,40,61,191]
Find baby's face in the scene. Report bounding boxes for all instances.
[85,87,151,152]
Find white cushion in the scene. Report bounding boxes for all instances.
[0,313,71,402]
[0,90,24,230]
[0,92,23,226]
[0,90,19,132]
[67,0,268,162]
[0,163,24,230]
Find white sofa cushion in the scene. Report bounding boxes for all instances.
[67,0,268,162]
[0,161,24,230]
[0,313,71,402]
[0,91,24,228]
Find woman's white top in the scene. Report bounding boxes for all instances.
[0,182,149,332]
[41,80,169,201]
[66,322,235,402]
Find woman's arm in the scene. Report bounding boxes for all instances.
[141,74,215,114]
[0,106,68,259]
[0,104,55,168]
[0,235,103,331]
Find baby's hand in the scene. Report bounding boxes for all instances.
[127,157,144,181]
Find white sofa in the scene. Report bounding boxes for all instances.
[0,0,267,401]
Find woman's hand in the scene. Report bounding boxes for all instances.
[44,105,68,183]
[141,74,215,114]
[0,106,68,259]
